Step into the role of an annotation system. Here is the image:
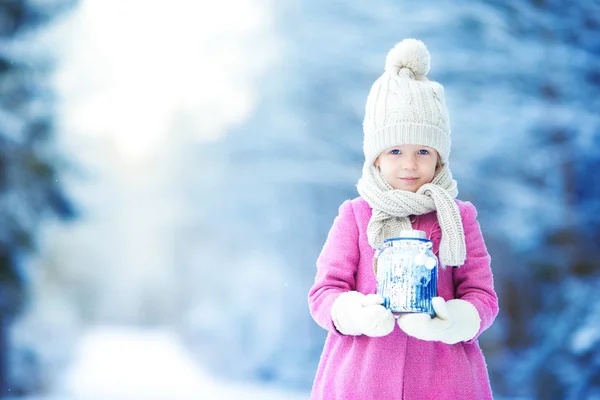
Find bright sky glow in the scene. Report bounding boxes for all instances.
[53,0,275,161]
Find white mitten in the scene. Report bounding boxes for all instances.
[330,291,395,337]
[397,297,481,344]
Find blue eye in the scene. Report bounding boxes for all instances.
[390,149,400,155]
[418,149,430,155]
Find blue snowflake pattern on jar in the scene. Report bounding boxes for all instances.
[375,230,438,316]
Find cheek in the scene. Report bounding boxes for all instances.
[379,162,397,176]
[429,166,438,179]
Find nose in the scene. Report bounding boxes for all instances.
[400,154,417,170]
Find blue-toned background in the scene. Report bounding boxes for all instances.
[1,0,599,399]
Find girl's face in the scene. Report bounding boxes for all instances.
[374,144,440,192]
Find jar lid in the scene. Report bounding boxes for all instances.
[398,229,426,239]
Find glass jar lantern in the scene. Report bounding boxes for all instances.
[374,230,438,316]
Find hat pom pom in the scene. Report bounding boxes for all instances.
[384,38,430,77]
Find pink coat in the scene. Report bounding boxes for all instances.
[308,197,499,400]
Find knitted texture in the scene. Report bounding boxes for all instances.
[358,38,465,267]
[357,163,466,267]
[362,38,451,167]
[308,198,499,400]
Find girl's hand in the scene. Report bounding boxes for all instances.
[397,297,480,344]
[331,291,395,337]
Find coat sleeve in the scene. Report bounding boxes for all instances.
[453,201,499,343]
[308,200,360,335]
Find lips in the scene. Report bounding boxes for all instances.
[400,177,418,183]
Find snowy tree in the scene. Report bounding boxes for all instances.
[478,1,600,398]
[0,0,76,395]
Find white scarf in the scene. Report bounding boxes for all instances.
[356,163,466,267]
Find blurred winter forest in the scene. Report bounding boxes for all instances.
[0,0,76,395]
[0,0,599,399]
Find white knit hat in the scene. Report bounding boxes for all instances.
[363,38,451,167]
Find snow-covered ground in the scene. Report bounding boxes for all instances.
[26,327,309,400]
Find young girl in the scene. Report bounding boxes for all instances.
[308,39,499,400]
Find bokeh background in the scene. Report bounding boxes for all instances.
[1,0,599,399]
